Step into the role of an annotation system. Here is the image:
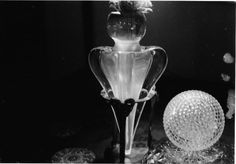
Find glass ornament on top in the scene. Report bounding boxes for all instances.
[88,0,168,162]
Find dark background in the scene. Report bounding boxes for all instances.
[0,1,235,162]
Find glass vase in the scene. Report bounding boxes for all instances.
[88,9,168,161]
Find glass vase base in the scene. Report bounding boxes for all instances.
[125,147,148,163]
[142,138,234,164]
[106,143,148,163]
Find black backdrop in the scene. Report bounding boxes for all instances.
[0,1,235,162]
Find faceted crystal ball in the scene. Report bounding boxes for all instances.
[163,90,225,152]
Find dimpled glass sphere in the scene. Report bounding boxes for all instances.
[163,90,225,152]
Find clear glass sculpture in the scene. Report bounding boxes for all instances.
[88,1,168,161]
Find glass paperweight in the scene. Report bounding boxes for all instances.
[163,90,225,152]
[88,1,168,162]
[143,90,230,164]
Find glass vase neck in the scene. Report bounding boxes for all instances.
[113,38,141,52]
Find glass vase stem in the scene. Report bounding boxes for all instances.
[125,104,136,155]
